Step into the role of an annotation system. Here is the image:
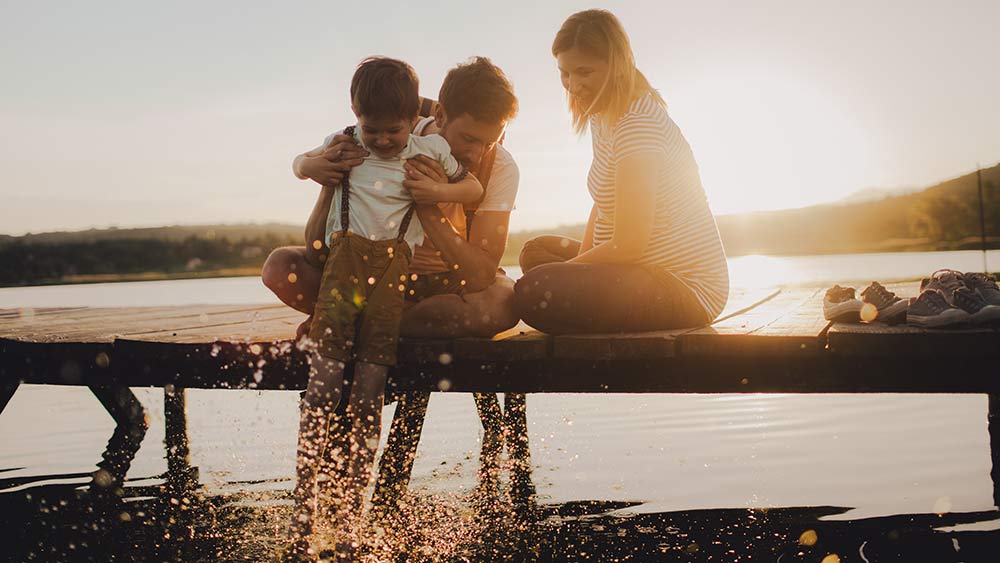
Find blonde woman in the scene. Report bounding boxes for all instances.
[514,9,729,334]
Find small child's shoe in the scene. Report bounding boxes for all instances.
[823,284,864,322]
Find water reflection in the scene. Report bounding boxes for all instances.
[5,477,1000,562]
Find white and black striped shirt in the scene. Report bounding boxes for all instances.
[588,93,729,320]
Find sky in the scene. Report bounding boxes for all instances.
[2,0,999,236]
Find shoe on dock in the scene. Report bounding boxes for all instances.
[860,281,908,324]
[823,285,864,322]
[950,286,1000,324]
[962,272,1000,307]
[906,289,971,328]
[921,269,1000,324]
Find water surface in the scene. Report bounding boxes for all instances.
[3,250,1000,561]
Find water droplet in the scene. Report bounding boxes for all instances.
[860,302,878,322]
[437,378,452,391]
[799,529,818,546]
[367,277,376,285]
[287,272,298,284]
[438,353,453,365]
[94,352,110,368]
[934,496,952,515]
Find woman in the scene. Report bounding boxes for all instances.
[514,9,729,334]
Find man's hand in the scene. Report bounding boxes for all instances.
[298,134,368,186]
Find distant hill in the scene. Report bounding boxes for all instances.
[0,223,302,247]
[716,163,999,256]
[506,163,999,263]
[0,163,996,286]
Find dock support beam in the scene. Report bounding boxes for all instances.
[164,386,198,490]
[989,394,1000,507]
[0,379,20,417]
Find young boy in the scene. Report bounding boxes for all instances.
[287,57,482,557]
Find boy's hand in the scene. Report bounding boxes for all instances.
[404,155,448,184]
[301,135,368,186]
[401,177,445,204]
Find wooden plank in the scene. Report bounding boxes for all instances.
[677,289,828,357]
[452,321,550,361]
[0,306,90,321]
[828,322,1000,357]
[551,287,780,360]
[118,309,304,343]
[0,304,283,343]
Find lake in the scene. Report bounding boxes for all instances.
[2,249,1000,562]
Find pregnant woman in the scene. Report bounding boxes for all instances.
[515,9,729,334]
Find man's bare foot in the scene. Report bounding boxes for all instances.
[296,315,313,340]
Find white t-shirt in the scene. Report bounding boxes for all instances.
[322,127,463,252]
[408,116,520,273]
[589,93,729,320]
[322,117,520,274]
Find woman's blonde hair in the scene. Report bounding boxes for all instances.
[551,9,665,135]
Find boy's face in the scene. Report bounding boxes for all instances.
[435,109,506,171]
[355,114,416,159]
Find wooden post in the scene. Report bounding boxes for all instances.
[503,392,536,507]
[0,379,19,417]
[90,385,148,487]
[989,394,1000,507]
[163,385,198,490]
[371,390,431,512]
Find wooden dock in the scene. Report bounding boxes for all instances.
[2,282,1000,505]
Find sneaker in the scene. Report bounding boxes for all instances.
[950,285,1000,324]
[962,272,1000,307]
[823,285,864,322]
[860,281,908,324]
[907,289,971,328]
[921,268,966,295]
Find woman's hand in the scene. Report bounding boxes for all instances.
[297,135,368,186]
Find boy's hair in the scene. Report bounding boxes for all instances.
[438,57,518,125]
[350,57,420,120]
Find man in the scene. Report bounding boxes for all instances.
[262,56,520,339]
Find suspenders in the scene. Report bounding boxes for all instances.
[340,125,416,245]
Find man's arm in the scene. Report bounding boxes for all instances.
[403,171,483,204]
[293,134,368,266]
[414,206,508,292]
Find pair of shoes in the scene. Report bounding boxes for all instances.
[914,269,1000,325]
[823,282,907,323]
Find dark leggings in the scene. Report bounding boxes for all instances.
[513,236,709,335]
